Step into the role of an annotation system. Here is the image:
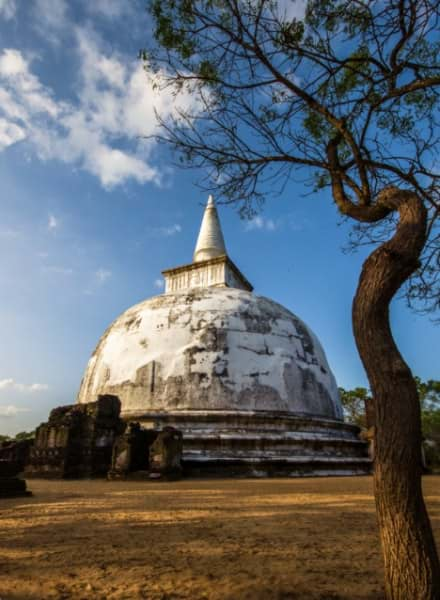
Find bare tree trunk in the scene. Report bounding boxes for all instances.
[352,188,440,599]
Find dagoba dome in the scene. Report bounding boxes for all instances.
[77,196,368,476]
[77,287,342,420]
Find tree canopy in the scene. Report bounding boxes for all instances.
[144,0,440,312]
[340,378,440,443]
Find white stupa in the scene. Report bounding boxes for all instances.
[77,197,368,476]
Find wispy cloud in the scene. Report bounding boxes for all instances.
[83,0,134,19]
[48,214,58,231]
[244,216,278,232]
[0,0,16,20]
[277,0,306,21]
[0,227,20,238]
[95,268,112,284]
[32,0,69,45]
[149,224,182,238]
[286,211,311,233]
[153,278,165,289]
[0,404,31,418]
[0,378,49,392]
[0,117,25,148]
[42,265,73,275]
[83,268,112,295]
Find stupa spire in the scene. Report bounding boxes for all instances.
[193,195,227,262]
[162,194,252,293]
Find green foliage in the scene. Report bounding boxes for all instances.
[416,378,440,468]
[338,386,370,428]
[150,0,196,60]
[334,47,371,98]
[277,19,305,47]
[313,171,331,191]
[422,410,440,443]
[13,431,35,441]
[305,0,372,35]
[340,378,440,434]
[340,379,440,468]
[198,60,218,82]
[146,0,440,310]
[303,111,327,141]
[415,377,440,411]
[0,431,34,444]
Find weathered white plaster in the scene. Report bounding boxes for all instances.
[77,287,343,420]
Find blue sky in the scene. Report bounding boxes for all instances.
[0,0,438,435]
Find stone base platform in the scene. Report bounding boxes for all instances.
[0,477,32,498]
[122,410,371,478]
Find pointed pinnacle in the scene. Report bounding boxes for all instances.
[193,195,227,262]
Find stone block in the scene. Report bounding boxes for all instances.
[149,427,183,479]
[0,439,33,472]
[0,476,31,498]
[108,422,158,479]
[25,395,124,479]
[0,460,32,497]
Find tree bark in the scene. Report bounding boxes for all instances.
[352,188,440,599]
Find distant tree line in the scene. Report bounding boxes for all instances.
[0,430,35,443]
[340,377,440,468]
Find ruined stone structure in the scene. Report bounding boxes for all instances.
[77,196,369,476]
[149,427,183,479]
[0,438,33,472]
[108,422,158,479]
[26,395,123,478]
[0,461,31,497]
[0,440,32,497]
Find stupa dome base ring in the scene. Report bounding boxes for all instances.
[121,409,371,477]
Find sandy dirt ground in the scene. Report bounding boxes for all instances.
[0,476,439,600]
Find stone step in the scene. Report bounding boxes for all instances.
[181,433,368,459]
[181,432,366,444]
[184,453,371,462]
[182,455,372,477]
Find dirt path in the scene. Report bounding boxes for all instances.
[1,477,439,600]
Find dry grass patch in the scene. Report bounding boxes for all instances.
[1,476,439,600]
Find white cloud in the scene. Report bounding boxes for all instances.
[0,49,60,118]
[42,265,73,275]
[32,0,69,45]
[48,214,58,230]
[0,379,49,393]
[150,224,183,237]
[0,405,30,417]
[27,383,49,391]
[277,0,307,21]
[0,30,199,188]
[0,48,27,76]
[0,118,26,149]
[0,227,20,238]
[0,378,14,389]
[83,0,133,20]
[96,268,112,284]
[154,278,165,289]
[0,0,16,20]
[244,216,277,232]
[83,268,113,295]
